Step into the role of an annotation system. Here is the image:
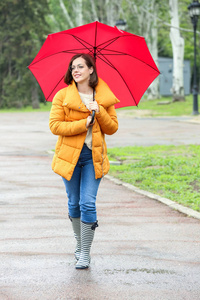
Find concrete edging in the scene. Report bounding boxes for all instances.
[105,174,200,220]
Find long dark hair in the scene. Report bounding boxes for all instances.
[64,53,98,88]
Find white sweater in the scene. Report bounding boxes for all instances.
[79,92,93,150]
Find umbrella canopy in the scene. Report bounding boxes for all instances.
[28,21,160,108]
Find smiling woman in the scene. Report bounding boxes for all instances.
[64,54,100,124]
[70,59,93,88]
[49,53,119,270]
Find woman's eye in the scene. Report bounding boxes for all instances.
[70,65,85,72]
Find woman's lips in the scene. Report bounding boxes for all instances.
[74,74,81,79]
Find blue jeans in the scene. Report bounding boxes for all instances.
[62,144,101,223]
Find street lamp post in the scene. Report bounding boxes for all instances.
[188,0,200,115]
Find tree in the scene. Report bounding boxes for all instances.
[0,0,49,108]
[125,0,160,99]
[52,0,122,29]
[169,0,185,101]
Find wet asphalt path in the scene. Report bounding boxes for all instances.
[0,111,200,300]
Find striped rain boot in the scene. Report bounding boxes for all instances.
[75,221,98,269]
[69,216,81,261]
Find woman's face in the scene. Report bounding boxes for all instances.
[71,57,93,85]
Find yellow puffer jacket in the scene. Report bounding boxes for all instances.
[49,78,119,181]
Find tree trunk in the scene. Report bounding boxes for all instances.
[105,0,119,26]
[146,1,160,100]
[169,0,185,101]
[126,0,160,100]
[89,0,99,21]
[75,0,83,27]
[31,78,40,109]
[59,0,74,28]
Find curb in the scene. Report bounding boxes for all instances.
[105,174,200,220]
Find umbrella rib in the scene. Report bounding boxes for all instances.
[96,48,159,73]
[29,48,93,66]
[46,75,65,101]
[61,32,94,47]
[96,34,144,51]
[96,34,138,52]
[71,35,94,53]
[96,35,159,74]
[96,53,138,106]
[97,36,121,51]
[94,21,98,61]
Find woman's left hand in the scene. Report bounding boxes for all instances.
[89,101,99,113]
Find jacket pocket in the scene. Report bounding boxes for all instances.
[58,143,80,165]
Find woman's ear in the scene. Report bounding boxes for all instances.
[90,67,94,75]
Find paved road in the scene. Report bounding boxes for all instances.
[0,112,200,300]
[106,112,200,147]
[1,112,200,156]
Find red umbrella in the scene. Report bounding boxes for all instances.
[28,21,160,108]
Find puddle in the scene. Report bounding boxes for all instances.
[104,268,175,275]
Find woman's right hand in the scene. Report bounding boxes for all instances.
[86,115,94,128]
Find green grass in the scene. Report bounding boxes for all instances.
[107,145,200,212]
[118,95,195,117]
[0,102,52,113]
[0,94,195,116]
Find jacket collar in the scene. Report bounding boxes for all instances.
[63,78,119,111]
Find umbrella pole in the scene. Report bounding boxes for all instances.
[90,89,95,124]
[90,47,97,124]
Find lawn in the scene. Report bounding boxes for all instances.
[107,145,200,212]
[0,102,52,113]
[0,94,195,116]
[118,94,195,117]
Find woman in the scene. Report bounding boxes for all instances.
[49,53,119,269]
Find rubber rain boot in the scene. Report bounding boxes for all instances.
[75,221,98,269]
[69,216,81,261]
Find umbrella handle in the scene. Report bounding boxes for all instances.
[90,110,95,124]
[90,88,95,124]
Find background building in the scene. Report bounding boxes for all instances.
[158,57,191,96]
